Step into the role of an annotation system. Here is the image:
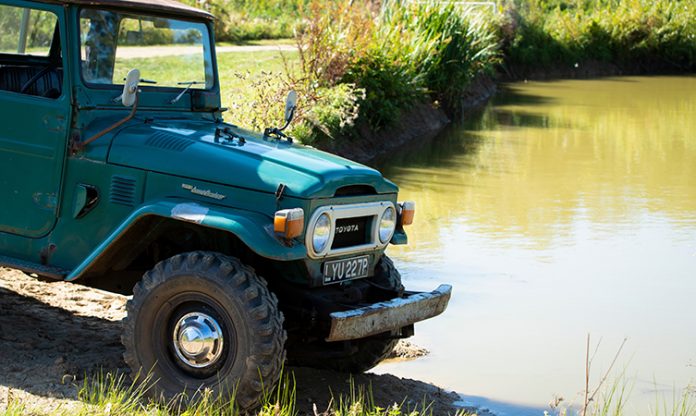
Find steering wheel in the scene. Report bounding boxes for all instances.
[20,65,54,95]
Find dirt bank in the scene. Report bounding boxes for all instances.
[318,101,451,166]
[317,74,497,166]
[0,268,472,415]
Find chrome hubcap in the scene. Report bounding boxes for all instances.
[172,312,224,368]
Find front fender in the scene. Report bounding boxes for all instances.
[66,200,307,281]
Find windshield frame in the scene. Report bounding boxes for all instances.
[75,6,218,100]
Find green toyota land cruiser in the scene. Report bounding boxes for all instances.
[0,0,451,408]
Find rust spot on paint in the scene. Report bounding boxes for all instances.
[40,244,57,265]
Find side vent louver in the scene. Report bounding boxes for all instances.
[110,175,137,207]
[145,131,194,152]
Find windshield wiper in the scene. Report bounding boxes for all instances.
[111,77,157,102]
[169,81,205,104]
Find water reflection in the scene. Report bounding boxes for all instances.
[374,76,696,415]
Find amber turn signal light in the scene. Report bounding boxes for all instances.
[274,208,304,239]
[399,201,415,226]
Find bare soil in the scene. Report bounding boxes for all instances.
[0,268,470,415]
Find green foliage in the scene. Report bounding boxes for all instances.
[286,0,502,142]
[216,1,375,144]
[0,369,470,416]
[180,0,312,42]
[379,1,501,114]
[41,0,696,147]
[76,371,151,415]
[294,0,376,88]
[588,377,631,416]
[0,5,56,54]
[69,369,298,416]
[222,14,297,42]
[651,386,696,416]
[297,83,366,144]
[342,52,420,130]
[502,0,696,72]
[328,378,448,416]
[0,390,26,416]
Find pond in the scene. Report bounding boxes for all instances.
[374,76,696,415]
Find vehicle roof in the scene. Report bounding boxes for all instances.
[39,0,213,20]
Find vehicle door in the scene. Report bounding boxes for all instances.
[0,2,70,237]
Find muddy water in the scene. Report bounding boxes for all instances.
[374,76,696,415]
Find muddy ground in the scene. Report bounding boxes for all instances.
[0,268,472,415]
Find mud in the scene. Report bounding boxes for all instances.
[0,268,472,415]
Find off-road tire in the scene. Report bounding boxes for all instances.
[288,255,403,373]
[121,251,286,410]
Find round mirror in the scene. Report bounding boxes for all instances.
[122,68,141,107]
[284,90,297,124]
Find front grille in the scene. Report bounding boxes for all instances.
[331,216,370,249]
[334,185,376,197]
[306,201,394,259]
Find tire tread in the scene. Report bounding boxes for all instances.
[122,251,285,410]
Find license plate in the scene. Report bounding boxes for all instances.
[323,256,370,285]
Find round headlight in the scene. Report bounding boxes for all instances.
[312,213,331,253]
[379,206,396,243]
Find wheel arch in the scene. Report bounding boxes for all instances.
[67,201,307,293]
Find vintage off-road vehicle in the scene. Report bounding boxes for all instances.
[0,0,451,408]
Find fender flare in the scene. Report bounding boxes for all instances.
[66,200,307,281]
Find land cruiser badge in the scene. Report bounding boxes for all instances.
[181,183,226,200]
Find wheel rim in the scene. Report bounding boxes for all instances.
[171,312,225,369]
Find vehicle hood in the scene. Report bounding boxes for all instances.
[107,120,397,198]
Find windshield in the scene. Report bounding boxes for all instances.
[79,9,214,89]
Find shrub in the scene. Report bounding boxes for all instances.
[382,1,501,113]
[295,83,366,144]
[342,51,420,130]
[180,0,311,41]
[501,0,696,72]
[266,0,504,143]
[294,0,376,88]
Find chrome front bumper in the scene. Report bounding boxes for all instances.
[326,284,452,342]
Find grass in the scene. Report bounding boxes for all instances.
[0,401,25,416]
[2,369,694,416]
[542,335,696,416]
[0,370,464,416]
[546,380,696,416]
[113,48,298,122]
[652,388,696,416]
[217,38,296,47]
[217,49,298,107]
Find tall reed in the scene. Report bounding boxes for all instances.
[502,0,696,73]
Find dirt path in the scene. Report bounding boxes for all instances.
[0,268,473,415]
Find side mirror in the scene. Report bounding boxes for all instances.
[79,68,141,150]
[263,90,297,141]
[122,68,141,107]
[284,90,297,125]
